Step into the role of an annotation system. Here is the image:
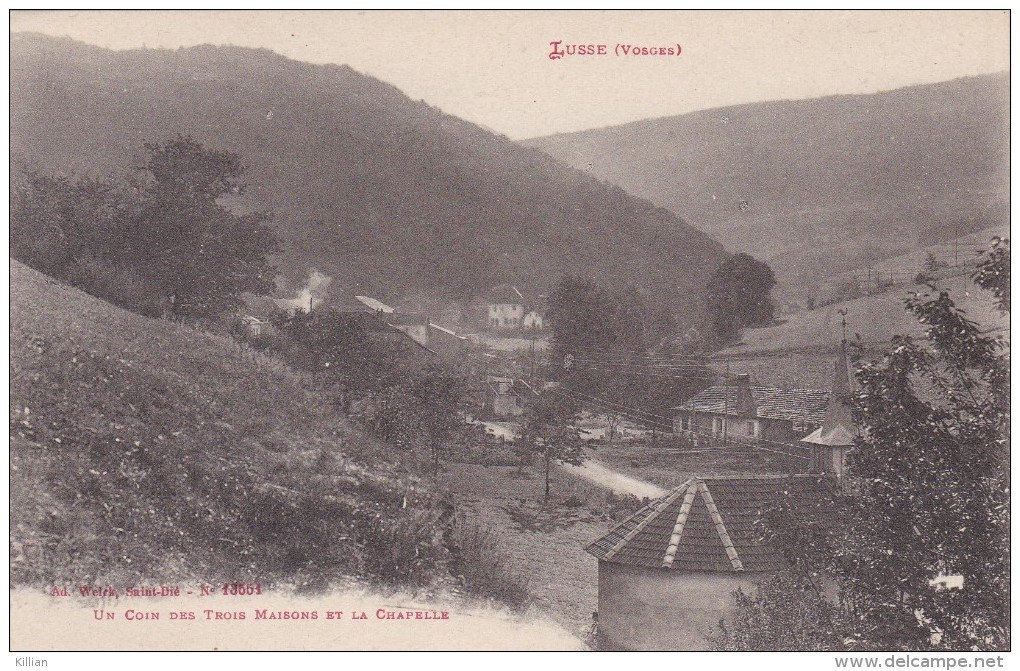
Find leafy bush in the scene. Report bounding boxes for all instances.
[450,523,531,611]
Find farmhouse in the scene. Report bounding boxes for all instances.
[586,473,835,650]
[239,315,272,338]
[486,284,525,329]
[590,348,857,650]
[673,374,828,446]
[482,284,547,332]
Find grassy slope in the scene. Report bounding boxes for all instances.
[712,273,1008,389]
[10,260,448,589]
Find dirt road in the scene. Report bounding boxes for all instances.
[557,459,666,499]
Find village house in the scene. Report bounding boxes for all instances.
[426,322,471,358]
[522,308,544,330]
[673,374,829,447]
[482,284,547,332]
[486,284,526,329]
[239,314,272,338]
[385,312,430,347]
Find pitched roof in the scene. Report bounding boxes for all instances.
[676,385,829,426]
[341,311,405,333]
[586,475,835,573]
[354,295,394,313]
[386,312,429,326]
[240,293,285,318]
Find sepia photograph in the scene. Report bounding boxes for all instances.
[7,8,1011,661]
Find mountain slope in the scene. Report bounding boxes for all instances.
[10,33,726,326]
[9,259,449,587]
[526,74,1009,299]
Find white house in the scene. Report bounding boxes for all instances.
[486,284,526,329]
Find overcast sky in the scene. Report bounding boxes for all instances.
[10,9,1010,139]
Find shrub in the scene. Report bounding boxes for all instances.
[450,522,531,611]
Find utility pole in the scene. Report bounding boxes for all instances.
[722,356,730,448]
[529,336,537,387]
[867,267,872,295]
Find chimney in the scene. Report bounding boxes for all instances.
[731,374,756,417]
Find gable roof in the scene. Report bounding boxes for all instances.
[340,311,406,334]
[386,312,429,326]
[240,293,285,318]
[586,475,834,573]
[676,385,829,427]
[355,295,394,313]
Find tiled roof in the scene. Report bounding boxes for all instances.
[676,385,829,426]
[386,312,429,326]
[354,295,394,313]
[339,311,405,334]
[586,475,835,573]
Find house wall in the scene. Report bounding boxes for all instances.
[674,412,798,446]
[394,324,429,346]
[522,311,544,330]
[487,303,524,328]
[597,561,760,651]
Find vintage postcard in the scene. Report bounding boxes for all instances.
[8,9,1011,660]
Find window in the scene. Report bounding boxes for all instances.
[746,420,755,436]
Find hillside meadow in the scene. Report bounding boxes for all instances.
[9,260,510,605]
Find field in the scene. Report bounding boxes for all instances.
[714,272,1008,389]
[438,459,634,638]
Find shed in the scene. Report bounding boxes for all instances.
[586,474,834,650]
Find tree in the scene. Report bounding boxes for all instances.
[521,392,585,502]
[716,238,1010,651]
[707,253,776,343]
[548,275,620,390]
[836,238,1009,650]
[127,136,279,316]
[353,361,473,477]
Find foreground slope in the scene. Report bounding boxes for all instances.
[527,74,1009,298]
[10,33,725,325]
[10,260,447,588]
